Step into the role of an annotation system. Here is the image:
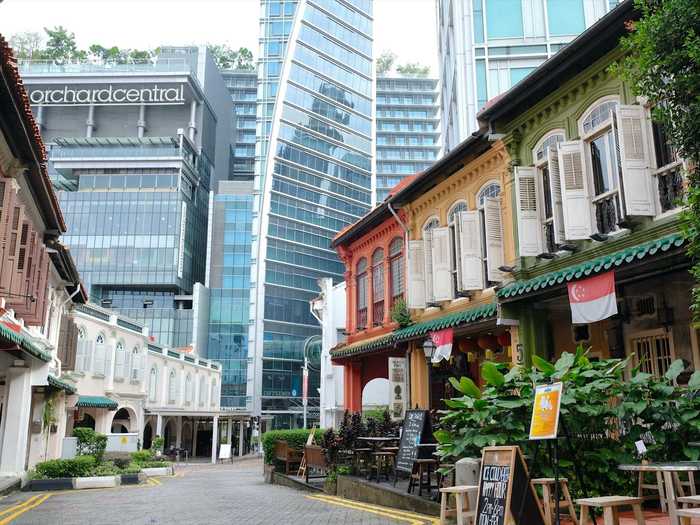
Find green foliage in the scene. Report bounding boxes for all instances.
[261,428,325,465]
[72,428,107,463]
[122,463,143,475]
[103,452,131,469]
[436,349,700,499]
[43,26,86,62]
[90,461,122,476]
[151,436,165,452]
[376,50,397,75]
[614,0,700,315]
[138,460,172,468]
[208,44,255,70]
[9,32,43,60]
[396,62,430,77]
[390,298,413,328]
[34,456,97,479]
[131,450,154,464]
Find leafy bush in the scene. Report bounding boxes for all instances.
[122,462,143,474]
[138,460,172,469]
[90,462,122,476]
[435,348,700,499]
[261,428,325,465]
[130,450,153,464]
[151,436,165,452]
[73,428,107,463]
[103,452,131,469]
[34,456,97,479]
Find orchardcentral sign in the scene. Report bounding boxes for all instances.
[29,84,186,106]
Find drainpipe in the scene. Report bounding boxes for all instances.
[60,284,81,309]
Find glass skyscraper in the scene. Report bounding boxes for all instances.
[251,0,373,428]
[375,76,440,203]
[437,0,617,150]
[223,71,259,181]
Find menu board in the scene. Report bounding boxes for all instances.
[395,410,429,473]
[475,446,545,525]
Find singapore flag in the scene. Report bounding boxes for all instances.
[430,328,454,363]
[567,271,618,324]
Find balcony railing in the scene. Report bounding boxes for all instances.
[19,58,193,75]
[593,192,623,235]
[357,308,368,331]
[656,162,685,213]
[372,300,385,327]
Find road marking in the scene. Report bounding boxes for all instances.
[0,494,51,524]
[0,495,44,519]
[307,494,439,524]
[147,477,161,486]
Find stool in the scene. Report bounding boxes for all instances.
[576,496,645,525]
[439,485,478,525]
[532,477,578,525]
[409,459,438,497]
[638,471,667,512]
[369,451,395,482]
[678,508,700,525]
[353,448,373,476]
[679,495,700,508]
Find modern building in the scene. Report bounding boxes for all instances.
[437,0,617,150]
[375,76,440,203]
[250,0,374,428]
[223,70,258,181]
[20,47,232,349]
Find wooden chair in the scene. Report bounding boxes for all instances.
[638,471,667,512]
[439,485,478,525]
[532,477,578,525]
[409,458,438,497]
[304,445,327,484]
[353,448,373,476]
[679,495,700,508]
[369,451,396,482]
[273,440,302,475]
[576,496,645,525]
[678,507,700,524]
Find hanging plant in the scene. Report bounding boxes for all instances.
[390,298,413,328]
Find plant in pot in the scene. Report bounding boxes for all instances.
[151,436,165,458]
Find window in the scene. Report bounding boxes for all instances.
[168,370,177,404]
[356,258,368,330]
[631,330,674,379]
[448,201,468,294]
[130,347,140,382]
[94,334,106,376]
[547,0,585,35]
[185,375,193,405]
[371,249,385,326]
[422,218,440,303]
[199,376,206,406]
[148,367,158,402]
[478,183,504,286]
[534,132,565,253]
[486,0,524,38]
[651,119,684,213]
[211,380,218,406]
[114,342,126,379]
[389,237,404,306]
[76,327,88,372]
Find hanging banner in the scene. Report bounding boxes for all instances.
[567,271,617,324]
[430,328,454,363]
[529,382,563,440]
[388,357,407,420]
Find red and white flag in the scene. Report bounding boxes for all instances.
[567,271,618,324]
[430,328,454,363]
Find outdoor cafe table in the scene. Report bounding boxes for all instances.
[357,436,400,451]
[619,461,700,525]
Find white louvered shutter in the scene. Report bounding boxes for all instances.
[407,240,426,309]
[115,346,125,379]
[453,219,464,290]
[458,211,483,290]
[547,149,567,245]
[94,343,105,375]
[423,231,434,303]
[558,140,593,240]
[84,341,94,372]
[514,166,543,256]
[76,340,86,372]
[431,227,454,301]
[484,197,505,282]
[615,105,655,216]
[104,345,113,377]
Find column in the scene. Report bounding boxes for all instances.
[343,362,362,413]
[192,420,198,457]
[0,367,32,475]
[238,420,245,457]
[86,105,95,137]
[211,416,219,464]
[383,258,393,324]
[188,101,198,141]
[156,414,163,437]
[344,269,354,332]
[137,104,146,138]
[226,419,233,453]
[35,105,44,130]
[175,416,182,449]
[409,344,429,409]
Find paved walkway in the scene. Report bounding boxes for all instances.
[0,458,439,525]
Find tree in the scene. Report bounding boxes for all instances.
[208,44,255,71]
[396,62,430,77]
[43,26,85,62]
[615,0,700,315]
[87,44,153,64]
[9,32,44,60]
[376,50,396,75]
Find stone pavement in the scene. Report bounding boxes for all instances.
[0,458,437,525]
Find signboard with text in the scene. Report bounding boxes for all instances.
[28,84,186,106]
[529,382,563,441]
[388,357,407,421]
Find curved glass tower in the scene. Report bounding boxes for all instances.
[251,0,374,428]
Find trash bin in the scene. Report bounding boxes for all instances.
[455,457,481,508]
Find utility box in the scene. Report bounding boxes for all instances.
[455,457,481,508]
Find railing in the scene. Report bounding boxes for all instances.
[19,58,193,75]
[51,144,182,159]
[656,162,685,213]
[372,300,385,327]
[357,307,368,330]
[593,192,623,235]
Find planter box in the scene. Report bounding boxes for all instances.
[74,476,119,489]
[24,478,73,492]
[141,467,172,477]
[263,463,275,484]
[120,473,143,485]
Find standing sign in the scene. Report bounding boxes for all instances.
[475,446,546,525]
[529,382,563,440]
[219,443,232,461]
[388,357,407,421]
[395,410,431,473]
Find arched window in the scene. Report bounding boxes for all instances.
[93,333,106,375]
[199,376,206,406]
[185,375,193,405]
[389,237,404,306]
[114,342,126,379]
[356,258,368,330]
[477,183,501,208]
[148,367,158,402]
[533,131,566,253]
[371,249,385,326]
[211,379,218,406]
[130,347,141,382]
[581,99,619,135]
[447,201,468,223]
[168,370,177,404]
[76,327,88,372]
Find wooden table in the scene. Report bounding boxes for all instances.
[357,437,400,482]
[619,462,700,524]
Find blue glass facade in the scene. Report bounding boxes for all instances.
[252,0,373,428]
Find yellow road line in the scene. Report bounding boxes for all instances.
[0,495,43,519]
[307,494,439,525]
[0,494,51,524]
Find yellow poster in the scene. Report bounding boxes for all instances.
[529,382,563,440]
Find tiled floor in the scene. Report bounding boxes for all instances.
[561,510,700,524]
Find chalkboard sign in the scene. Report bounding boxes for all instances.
[395,410,431,473]
[475,446,545,525]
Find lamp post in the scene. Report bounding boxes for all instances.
[422,338,436,411]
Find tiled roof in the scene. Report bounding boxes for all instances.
[48,375,77,395]
[330,333,396,359]
[0,321,52,362]
[498,233,686,299]
[75,396,118,410]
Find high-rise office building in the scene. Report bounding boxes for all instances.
[223,70,258,181]
[250,0,374,428]
[375,76,440,203]
[437,0,617,150]
[21,47,232,348]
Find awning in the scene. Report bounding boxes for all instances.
[48,375,77,395]
[497,232,686,300]
[0,322,52,362]
[331,333,396,359]
[75,396,118,410]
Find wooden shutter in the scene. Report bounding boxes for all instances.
[484,197,505,282]
[557,140,593,239]
[453,220,464,290]
[94,342,105,375]
[431,227,454,301]
[514,166,543,256]
[615,105,656,216]
[423,231,434,303]
[458,211,483,291]
[407,240,426,309]
[547,148,567,245]
[104,343,113,378]
[115,346,126,379]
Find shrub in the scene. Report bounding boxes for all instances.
[130,450,153,464]
[73,428,107,463]
[103,452,131,469]
[90,462,121,476]
[138,460,172,468]
[123,462,142,474]
[151,436,165,452]
[261,428,325,465]
[34,456,97,479]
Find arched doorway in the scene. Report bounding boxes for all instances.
[74,413,95,430]
[111,408,133,433]
[143,421,153,449]
[362,377,390,413]
[163,419,176,450]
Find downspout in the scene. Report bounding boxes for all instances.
[60,285,81,309]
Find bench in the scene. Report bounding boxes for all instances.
[678,508,700,524]
[532,477,578,525]
[576,496,645,525]
[679,495,700,507]
[304,445,327,484]
[274,440,302,475]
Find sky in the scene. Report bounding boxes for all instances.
[0,0,438,73]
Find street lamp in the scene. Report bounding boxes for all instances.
[422,338,436,411]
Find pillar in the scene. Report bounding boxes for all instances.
[137,104,146,138]
[238,420,245,457]
[343,362,362,412]
[175,416,182,449]
[156,414,163,437]
[86,105,95,137]
[226,419,233,450]
[192,420,198,457]
[188,101,197,141]
[211,416,219,464]
[0,367,32,475]
[410,344,429,409]
[35,105,44,130]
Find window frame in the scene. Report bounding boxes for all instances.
[148,367,158,403]
[533,130,565,252]
[356,257,369,330]
[371,248,385,326]
[388,237,404,306]
[477,182,502,288]
[447,200,468,295]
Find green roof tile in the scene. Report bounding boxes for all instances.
[48,375,77,395]
[0,322,52,362]
[76,396,118,410]
[497,233,686,299]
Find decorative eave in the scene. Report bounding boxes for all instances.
[48,375,77,395]
[0,320,52,362]
[75,396,118,410]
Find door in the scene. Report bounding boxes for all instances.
[628,329,675,379]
